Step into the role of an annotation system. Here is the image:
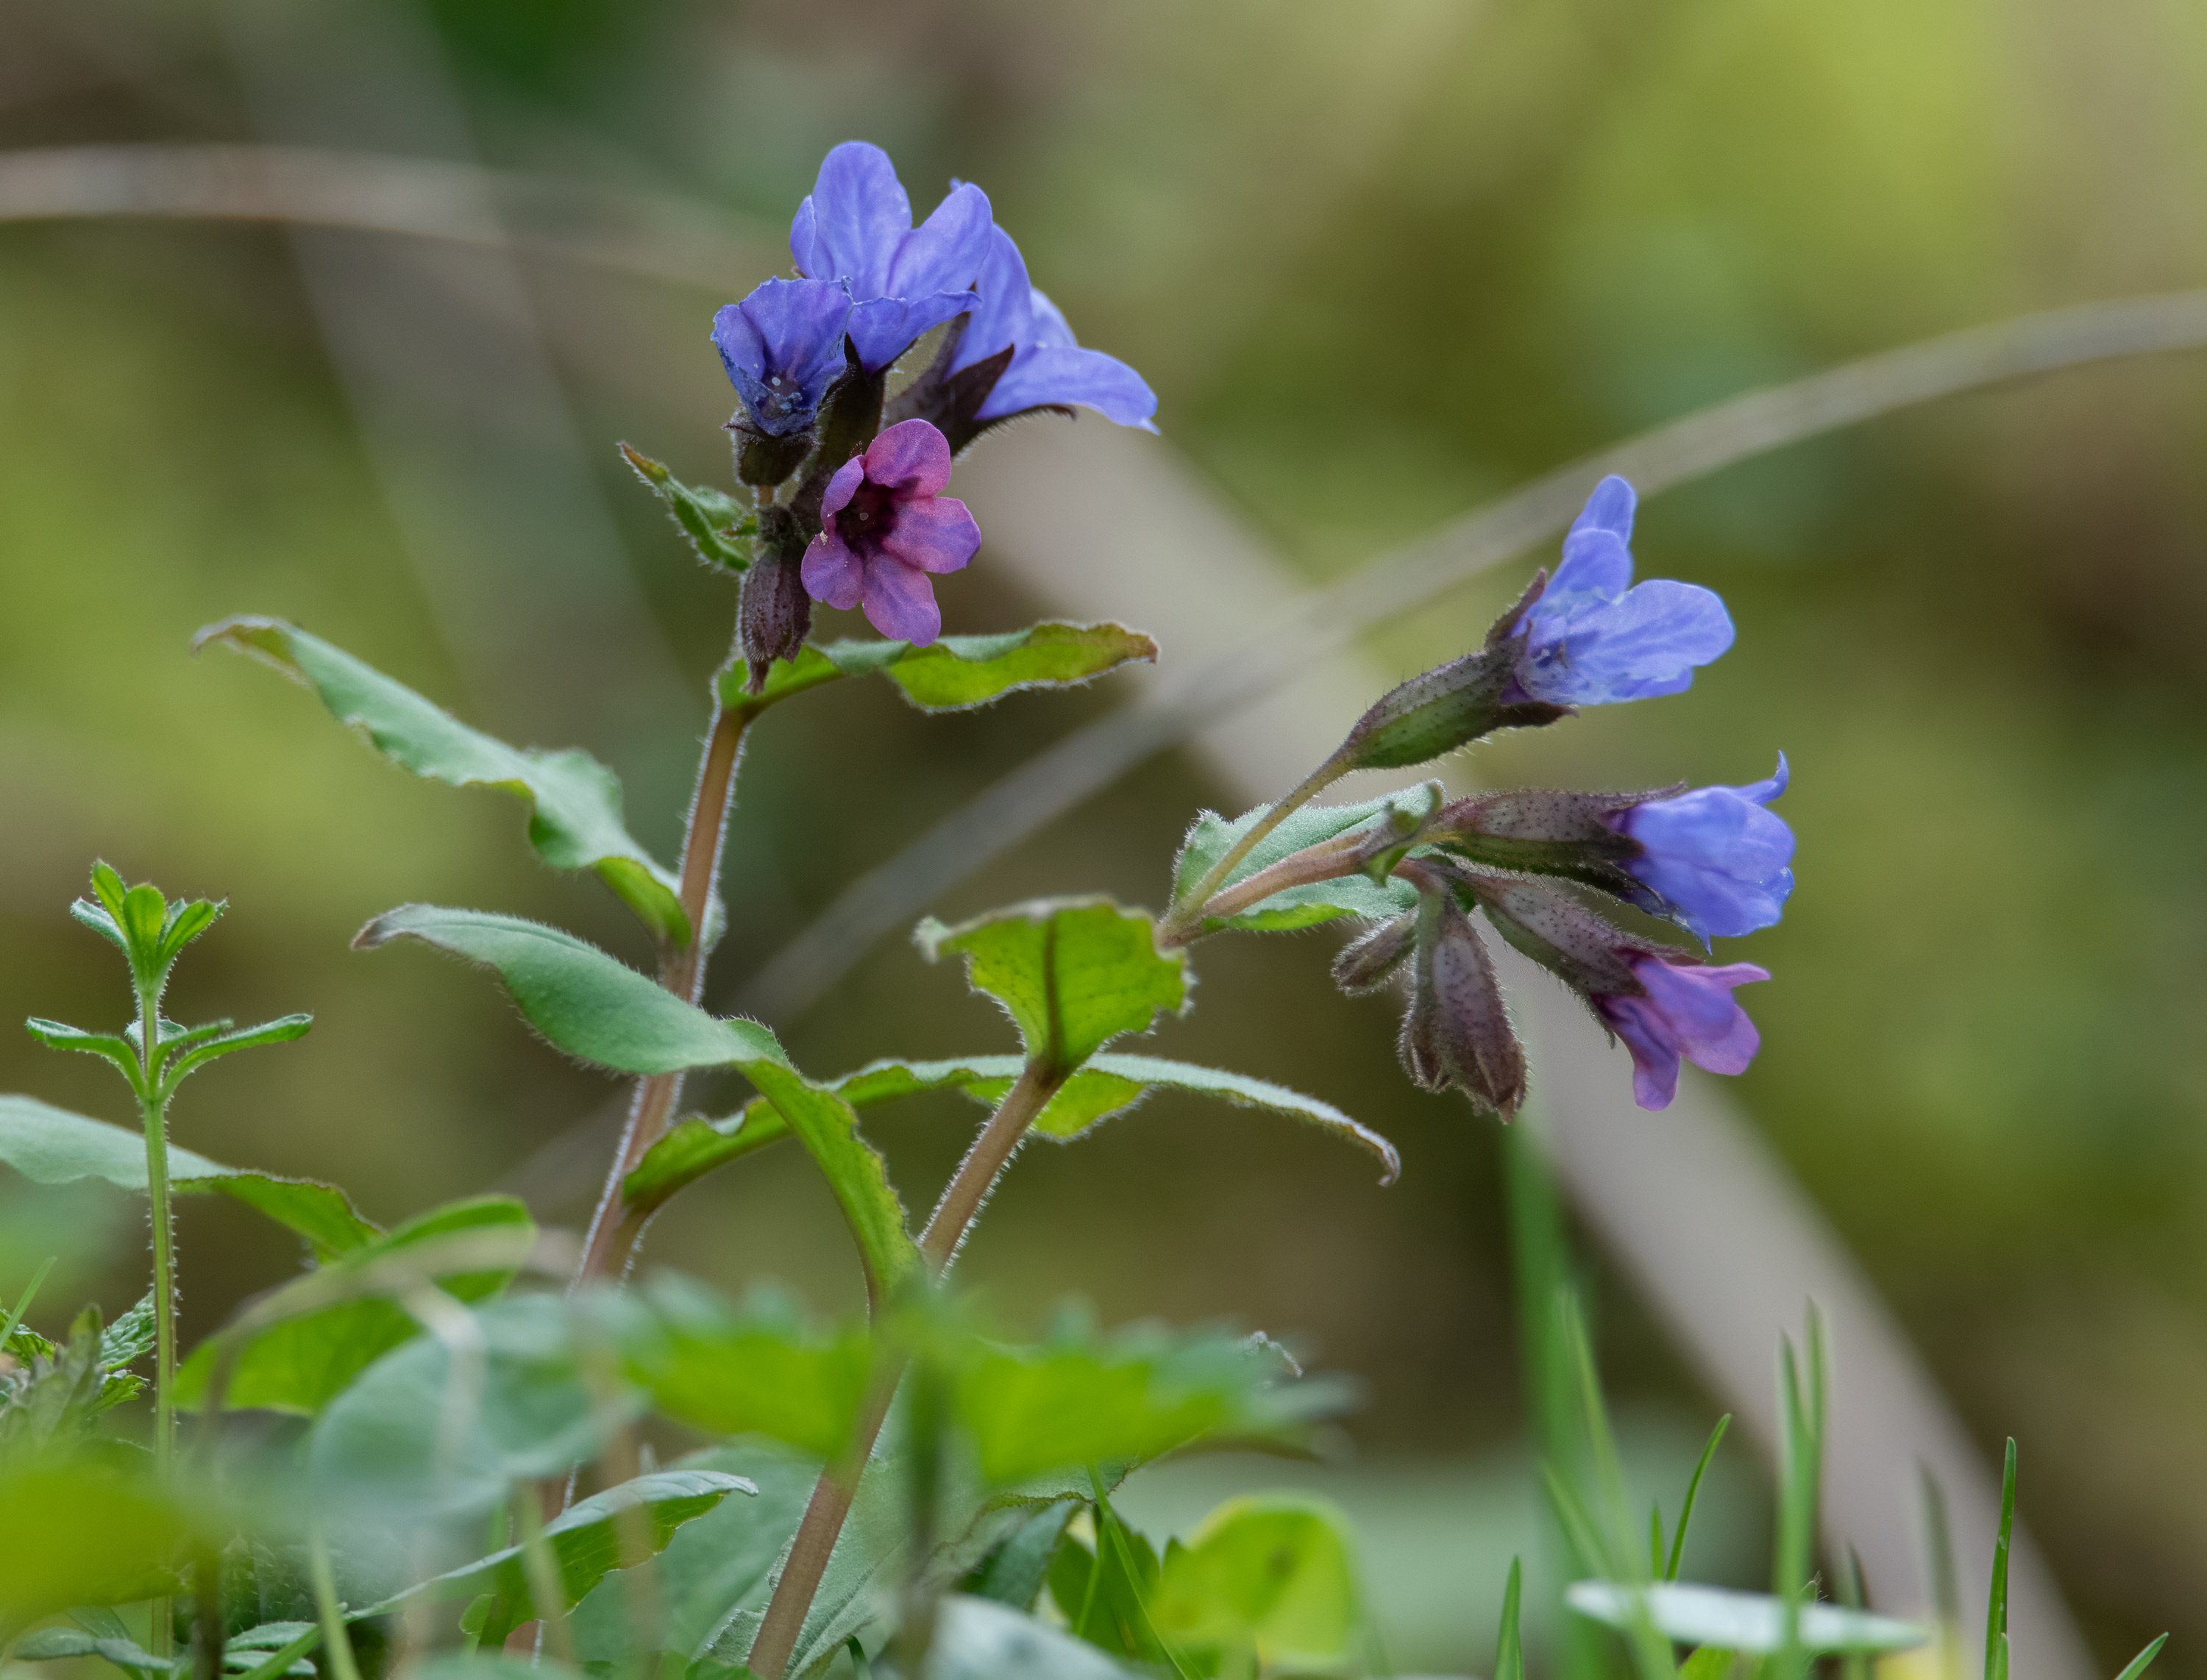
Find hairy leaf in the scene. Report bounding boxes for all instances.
[619,443,755,572]
[196,618,694,946]
[354,908,917,1300]
[721,622,1156,722]
[914,899,1188,1076]
[0,1095,377,1260]
[625,1053,1398,1229]
[1173,791,1432,933]
[1563,1582,1927,1654]
[398,1470,756,1647]
[175,1197,534,1415]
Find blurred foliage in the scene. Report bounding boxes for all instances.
[2,0,2206,1670]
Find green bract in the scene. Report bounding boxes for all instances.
[720,622,1157,720]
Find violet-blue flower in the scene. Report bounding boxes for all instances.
[790,142,992,375]
[945,225,1156,429]
[1613,755,1796,943]
[711,276,852,436]
[1514,475,1735,705]
[1594,953,1769,1110]
[800,419,981,646]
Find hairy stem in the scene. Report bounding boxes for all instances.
[745,1064,1061,1680]
[1160,752,1350,942]
[1156,829,1369,948]
[135,983,177,1660]
[572,697,750,1287]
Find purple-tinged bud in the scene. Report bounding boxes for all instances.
[739,505,812,692]
[1332,914,1414,996]
[1335,577,1570,775]
[1396,873,1526,1118]
[1454,866,1768,1111]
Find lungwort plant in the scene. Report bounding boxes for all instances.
[0,139,2162,1680]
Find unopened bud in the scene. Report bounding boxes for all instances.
[728,419,814,488]
[1453,868,1646,998]
[1332,914,1414,995]
[1397,883,1526,1118]
[1337,576,1568,773]
[1427,785,1676,905]
[739,505,812,693]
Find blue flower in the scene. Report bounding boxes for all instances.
[1513,476,1734,705]
[790,142,992,374]
[1596,954,1769,1111]
[711,277,853,436]
[947,226,1156,429]
[1615,755,1796,943]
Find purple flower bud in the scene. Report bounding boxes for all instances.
[799,419,981,646]
[1394,872,1526,1117]
[1595,954,1769,1111]
[1513,476,1735,706]
[789,142,992,374]
[739,505,814,692]
[945,227,1156,431]
[1611,756,1795,942]
[1332,914,1414,995]
[711,277,853,438]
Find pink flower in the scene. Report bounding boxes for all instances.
[1595,953,1769,1111]
[800,419,981,645]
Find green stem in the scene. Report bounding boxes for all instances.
[1162,750,1350,939]
[135,982,177,1662]
[306,1531,363,1680]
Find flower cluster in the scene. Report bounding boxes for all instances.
[1312,476,1792,1114]
[709,142,1157,674]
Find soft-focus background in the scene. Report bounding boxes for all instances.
[3,0,2205,1671]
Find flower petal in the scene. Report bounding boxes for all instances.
[881,494,981,574]
[847,291,978,374]
[863,419,956,499]
[860,555,943,644]
[977,344,1159,427]
[1600,994,1683,1110]
[1571,474,1637,541]
[950,226,1035,376]
[801,531,865,610]
[1520,579,1735,705]
[793,141,909,298]
[885,180,992,299]
[819,455,867,522]
[1546,527,1633,602]
[710,301,766,382]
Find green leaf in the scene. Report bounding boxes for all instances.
[619,444,755,572]
[914,899,1188,1077]
[1173,792,1430,933]
[624,1050,1397,1235]
[158,1014,314,1095]
[0,1461,195,1633]
[174,1197,534,1415]
[22,1020,142,1092]
[13,1624,174,1676]
[954,1323,1340,1489]
[617,1278,875,1460]
[1563,1583,1927,1655]
[397,1469,756,1648]
[926,1595,1137,1679]
[1496,1556,1526,1680]
[569,1441,820,1667]
[196,617,695,947]
[355,906,919,1301]
[1677,1645,1736,1680]
[1149,1495,1365,1673]
[719,623,1156,722]
[1048,1503,1168,1666]
[99,1291,157,1373]
[961,1501,1076,1612]
[0,1095,377,1261]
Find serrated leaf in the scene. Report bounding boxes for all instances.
[620,443,755,572]
[1173,793,1431,934]
[0,1095,377,1261]
[174,1197,533,1416]
[624,1053,1397,1229]
[99,1291,157,1373]
[914,899,1187,1076]
[719,623,1156,722]
[196,617,696,947]
[1150,1495,1365,1673]
[354,906,918,1303]
[617,1278,875,1460]
[395,1469,756,1648]
[1563,1582,1927,1654]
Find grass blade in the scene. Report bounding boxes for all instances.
[0,1255,56,1350]
[1919,1467,1963,1680]
[1496,1557,1525,1680]
[2111,1634,2169,1680]
[1666,1414,1732,1581]
[1985,1439,2016,1680]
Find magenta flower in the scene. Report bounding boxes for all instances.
[800,419,981,645]
[1595,953,1769,1111]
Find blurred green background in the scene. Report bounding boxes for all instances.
[2,0,2205,1671]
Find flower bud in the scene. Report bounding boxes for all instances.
[1337,576,1568,773]
[1451,869,1647,997]
[738,505,813,692]
[1331,914,1414,995]
[1426,786,1674,905]
[1396,880,1526,1118]
[728,420,814,488]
